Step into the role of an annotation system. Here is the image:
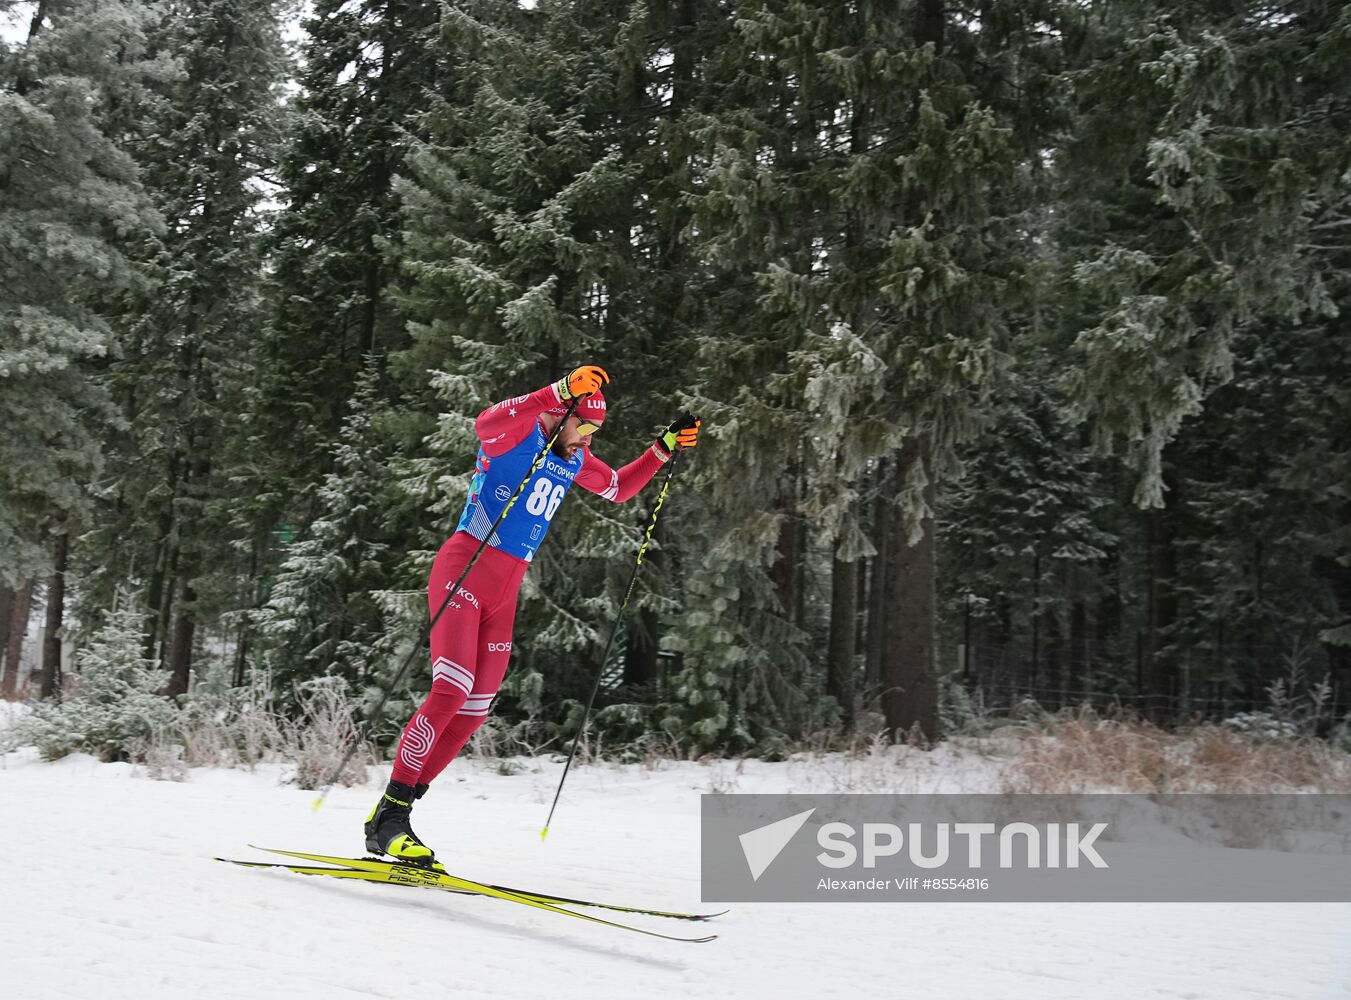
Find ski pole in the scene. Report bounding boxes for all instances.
[540,451,680,840]
[311,395,583,810]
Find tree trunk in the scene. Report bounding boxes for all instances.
[0,585,13,683]
[12,0,49,95]
[2,581,34,698]
[856,560,868,651]
[233,540,261,687]
[146,441,187,662]
[917,0,945,53]
[1145,467,1180,722]
[1030,550,1041,695]
[864,462,890,693]
[1313,541,1351,719]
[1044,605,1063,712]
[1070,599,1088,701]
[154,539,179,668]
[881,436,939,742]
[40,531,69,699]
[1097,545,1121,693]
[143,514,173,660]
[827,552,858,732]
[233,626,250,688]
[166,580,197,697]
[772,513,800,624]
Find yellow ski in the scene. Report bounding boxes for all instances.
[216,847,719,944]
[244,846,727,921]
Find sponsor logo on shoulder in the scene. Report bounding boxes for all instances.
[494,485,512,502]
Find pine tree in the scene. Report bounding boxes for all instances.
[1058,0,1350,507]
[1046,0,1351,716]
[939,362,1117,709]
[0,0,162,585]
[13,607,179,760]
[76,0,288,696]
[245,0,445,529]
[251,367,418,704]
[671,0,1052,744]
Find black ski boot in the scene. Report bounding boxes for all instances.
[364,780,440,869]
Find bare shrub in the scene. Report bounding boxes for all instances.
[1000,708,1180,793]
[282,677,373,789]
[231,693,287,770]
[175,663,287,770]
[1000,705,1351,794]
[806,730,922,793]
[1180,726,1351,793]
[634,729,682,770]
[467,713,560,761]
[127,728,189,782]
[179,716,231,769]
[702,756,745,793]
[1261,645,1334,737]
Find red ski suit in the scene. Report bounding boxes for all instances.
[390,383,670,787]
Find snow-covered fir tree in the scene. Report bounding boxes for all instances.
[14,607,179,760]
[0,0,163,583]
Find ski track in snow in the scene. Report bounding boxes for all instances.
[1,746,1347,1000]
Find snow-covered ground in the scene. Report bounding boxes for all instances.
[1,744,1347,1000]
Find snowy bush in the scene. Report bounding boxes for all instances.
[1256,657,1334,739]
[126,728,189,781]
[120,667,370,784]
[1330,715,1351,754]
[591,702,650,746]
[173,660,286,770]
[13,610,182,762]
[5,614,375,783]
[0,706,24,758]
[938,673,976,734]
[1220,711,1301,741]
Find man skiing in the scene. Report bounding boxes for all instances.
[365,364,700,866]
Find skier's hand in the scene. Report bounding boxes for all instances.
[658,412,701,455]
[555,364,609,400]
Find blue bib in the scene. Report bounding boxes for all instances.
[456,425,583,562]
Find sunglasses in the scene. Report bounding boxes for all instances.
[575,420,602,436]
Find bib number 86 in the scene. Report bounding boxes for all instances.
[524,479,567,520]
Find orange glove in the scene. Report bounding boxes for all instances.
[555,364,609,400]
[658,412,701,454]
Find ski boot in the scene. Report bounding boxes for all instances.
[364,780,442,870]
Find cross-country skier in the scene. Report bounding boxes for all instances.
[365,365,700,866]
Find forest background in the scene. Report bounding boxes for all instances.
[2,0,1348,762]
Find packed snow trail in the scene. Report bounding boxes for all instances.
[1,749,1347,1000]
